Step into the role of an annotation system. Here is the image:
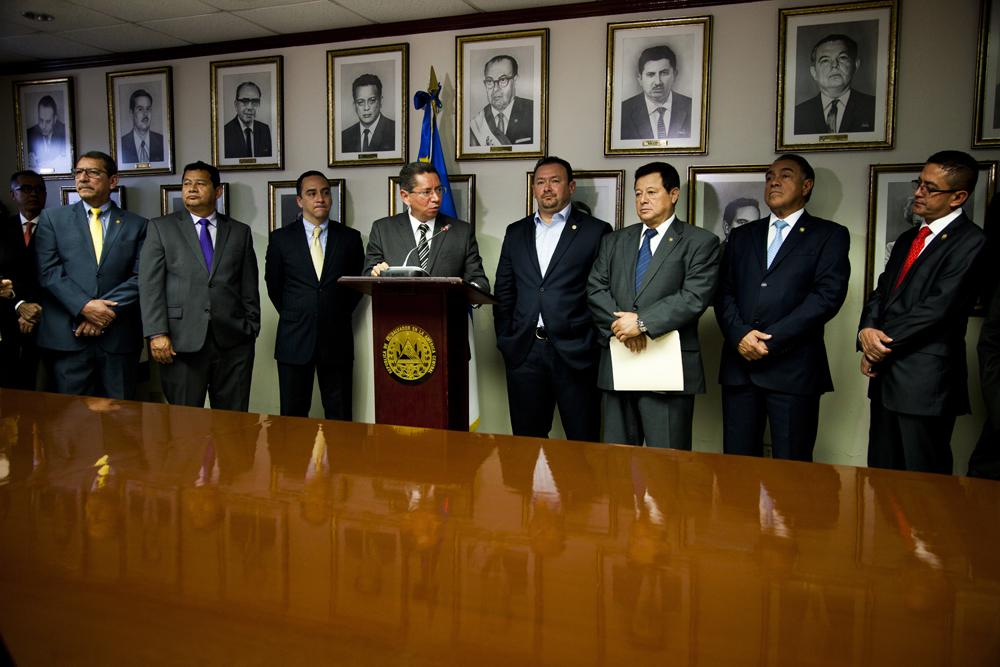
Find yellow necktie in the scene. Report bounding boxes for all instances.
[311,225,324,279]
[89,207,103,264]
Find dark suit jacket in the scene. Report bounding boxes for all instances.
[27,121,68,167]
[341,116,395,152]
[794,89,876,134]
[859,212,986,416]
[363,213,490,290]
[494,210,611,370]
[223,118,272,158]
[264,219,364,366]
[35,202,147,353]
[470,97,533,146]
[619,92,692,140]
[715,212,850,395]
[0,215,38,350]
[139,211,260,352]
[980,284,1000,430]
[120,131,165,163]
[588,219,720,394]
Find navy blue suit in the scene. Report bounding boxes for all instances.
[0,215,40,389]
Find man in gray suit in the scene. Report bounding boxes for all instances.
[365,162,489,290]
[139,160,260,411]
[588,161,720,448]
[34,151,148,399]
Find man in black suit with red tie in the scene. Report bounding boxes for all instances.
[264,170,364,420]
[715,154,850,461]
[859,150,987,474]
[494,157,612,441]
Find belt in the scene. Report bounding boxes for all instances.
[534,327,549,341]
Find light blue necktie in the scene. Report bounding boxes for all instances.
[766,220,788,268]
[635,227,658,292]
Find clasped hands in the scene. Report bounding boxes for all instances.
[738,329,772,361]
[75,299,118,337]
[0,278,13,300]
[612,311,646,353]
[16,302,41,334]
[149,334,176,364]
[858,327,893,378]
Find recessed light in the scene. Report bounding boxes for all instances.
[22,11,55,22]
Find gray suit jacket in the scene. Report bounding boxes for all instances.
[588,219,720,393]
[363,212,489,290]
[139,210,260,353]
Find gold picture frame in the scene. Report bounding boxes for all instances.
[686,164,770,242]
[106,66,175,176]
[268,178,346,232]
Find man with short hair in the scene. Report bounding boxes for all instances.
[794,34,876,135]
[859,150,987,474]
[721,198,760,242]
[120,89,165,164]
[494,156,612,441]
[715,154,850,462]
[223,81,273,158]
[35,151,147,399]
[588,161,720,449]
[0,170,45,389]
[470,54,533,147]
[341,74,396,153]
[139,161,260,411]
[265,170,365,420]
[365,162,488,290]
[620,45,692,140]
[26,95,68,170]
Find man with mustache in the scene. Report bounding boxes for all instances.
[120,89,165,165]
[620,45,692,140]
[470,54,534,147]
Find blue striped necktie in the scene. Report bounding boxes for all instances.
[635,227,658,292]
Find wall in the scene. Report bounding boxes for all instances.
[1,0,997,470]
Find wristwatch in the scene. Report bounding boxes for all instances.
[637,318,648,334]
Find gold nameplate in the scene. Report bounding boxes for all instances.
[135,162,151,169]
[642,139,669,147]
[357,153,378,159]
[817,134,849,142]
[238,158,258,164]
[382,324,436,384]
[489,146,513,152]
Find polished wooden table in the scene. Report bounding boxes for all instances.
[1,389,998,665]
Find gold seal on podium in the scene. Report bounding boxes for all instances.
[382,324,436,384]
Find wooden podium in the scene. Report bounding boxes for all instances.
[340,276,495,430]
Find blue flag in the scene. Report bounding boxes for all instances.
[414,73,457,219]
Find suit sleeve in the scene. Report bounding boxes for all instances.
[587,234,619,341]
[641,233,720,338]
[492,229,516,338]
[138,220,168,338]
[99,217,145,308]
[264,230,285,312]
[342,230,365,312]
[240,228,261,337]
[363,221,387,275]
[462,229,490,292]
[979,285,1000,430]
[714,238,753,347]
[35,210,93,317]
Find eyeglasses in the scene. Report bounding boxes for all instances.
[73,168,107,178]
[483,76,514,90]
[911,179,961,196]
[13,184,43,193]
[236,98,261,107]
[405,187,446,199]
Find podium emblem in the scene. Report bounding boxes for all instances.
[382,324,437,384]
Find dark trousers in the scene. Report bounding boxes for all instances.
[159,329,254,411]
[504,338,600,442]
[602,390,694,449]
[278,360,353,421]
[722,384,820,461]
[968,423,1000,480]
[0,333,39,390]
[48,344,138,400]
[868,400,956,474]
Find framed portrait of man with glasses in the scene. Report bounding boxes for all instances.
[457,29,548,160]
[211,56,284,171]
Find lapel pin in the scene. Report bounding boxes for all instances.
[571,224,577,230]
[115,219,121,225]
[941,233,948,240]
[799,227,805,232]
[668,237,674,242]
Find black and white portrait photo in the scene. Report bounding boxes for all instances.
[211,56,283,171]
[329,44,407,166]
[975,0,1000,146]
[14,78,75,178]
[160,183,228,216]
[687,166,769,243]
[108,67,174,175]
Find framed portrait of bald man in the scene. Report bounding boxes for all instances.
[777,0,898,151]
[687,165,770,243]
[605,17,711,156]
[107,67,175,176]
[457,28,548,160]
[974,0,1000,147]
[13,77,76,179]
[211,55,283,171]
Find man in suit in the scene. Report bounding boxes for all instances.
[119,89,165,164]
[620,45,692,140]
[0,170,45,389]
[365,162,489,291]
[265,170,365,420]
[341,74,395,153]
[26,95,68,171]
[859,150,986,474]
[794,34,876,135]
[223,82,272,159]
[469,55,533,147]
[34,151,147,399]
[715,154,850,461]
[588,161,720,448]
[494,156,612,441]
[139,161,260,411]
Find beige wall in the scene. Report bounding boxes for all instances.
[1,0,997,470]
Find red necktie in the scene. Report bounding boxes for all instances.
[894,226,932,290]
[23,220,33,247]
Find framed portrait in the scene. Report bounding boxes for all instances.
[865,162,997,297]
[687,165,770,242]
[605,17,711,156]
[456,28,548,160]
[13,77,76,179]
[211,56,283,171]
[60,186,126,209]
[107,66,174,176]
[268,178,345,232]
[388,174,476,228]
[776,0,898,152]
[159,183,229,216]
[328,43,408,167]
[975,0,1000,146]
[523,169,627,230]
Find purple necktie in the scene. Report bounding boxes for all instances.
[198,218,214,270]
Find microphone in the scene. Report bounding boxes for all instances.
[381,224,451,277]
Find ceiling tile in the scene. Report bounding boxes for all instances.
[63,0,219,23]
[331,0,474,23]
[0,22,36,38]
[141,12,277,43]
[60,24,191,51]
[0,0,122,33]
[234,1,370,33]
[2,31,112,59]
[202,0,320,10]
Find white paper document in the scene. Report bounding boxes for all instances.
[609,330,683,391]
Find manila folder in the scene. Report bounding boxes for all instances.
[609,331,683,391]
